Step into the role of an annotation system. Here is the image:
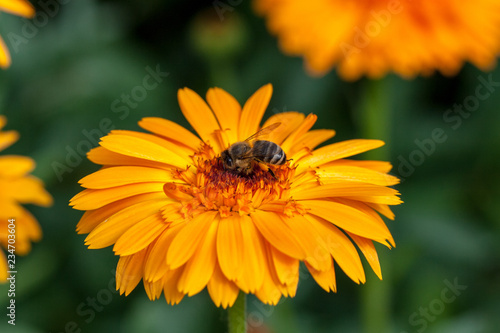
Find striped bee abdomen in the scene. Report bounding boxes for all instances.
[252,140,286,165]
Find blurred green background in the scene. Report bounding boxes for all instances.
[1,1,499,332]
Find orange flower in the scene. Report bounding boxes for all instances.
[254,0,500,80]
[0,0,35,68]
[0,115,53,282]
[70,84,401,307]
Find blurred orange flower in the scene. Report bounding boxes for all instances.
[71,84,401,307]
[254,0,500,80]
[0,115,53,282]
[0,0,35,68]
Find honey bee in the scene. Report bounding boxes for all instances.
[221,122,286,175]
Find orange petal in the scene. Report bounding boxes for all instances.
[254,245,284,305]
[177,87,222,150]
[143,223,184,283]
[99,134,190,168]
[116,249,147,296]
[292,182,400,200]
[217,213,245,281]
[167,211,218,269]
[366,202,395,220]
[206,87,241,144]
[0,252,7,281]
[324,159,393,173]
[143,230,170,283]
[144,277,164,300]
[17,208,42,242]
[70,183,164,210]
[306,260,337,292]
[284,215,331,271]
[84,198,167,249]
[76,192,165,234]
[280,113,317,153]
[0,198,24,219]
[269,246,299,285]
[316,165,399,186]
[207,263,240,309]
[335,198,395,247]
[0,0,35,17]
[288,129,336,156]
[0,36,11,69]
[0,156,34,177]
[343,195,403,206]
[261,111,305,144]
[110,130,194,159]
[236,215,266,293]
[177,219,218,296]
[87,146,170,169]
[1,176,53,206]
[12,209,41,255]
[303,199,393,247]
[251,210,305,260]
[348,233,382,280]
[296,139,385,174]
[238,84,272,140]
[305,214,366,284]
[79,166,175,189]
[113,212,168,256]
[0,130,19,151]
[138,117,202,151]
[162,267,186,305]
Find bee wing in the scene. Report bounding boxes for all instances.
[244,122,282,143]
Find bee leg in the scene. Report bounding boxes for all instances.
[244,166,253,176]
[267,168,278,180]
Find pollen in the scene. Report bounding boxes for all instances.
[166,148,298,217]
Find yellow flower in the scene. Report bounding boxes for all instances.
[0,0,35,68]
[70,84,401,307]
[0,115,53,282]
[254,0,500,80]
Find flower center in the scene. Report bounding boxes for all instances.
[163,144,300,219]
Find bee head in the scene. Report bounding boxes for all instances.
[221,150,234,169]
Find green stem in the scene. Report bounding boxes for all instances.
[358,78,391,161]
[357,78,393,333]
[228,292,247,333]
